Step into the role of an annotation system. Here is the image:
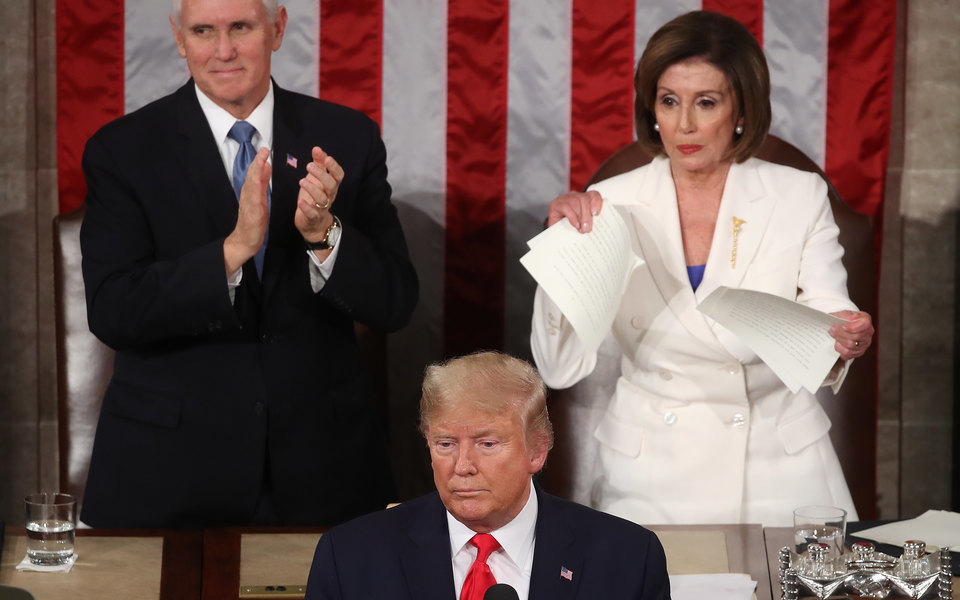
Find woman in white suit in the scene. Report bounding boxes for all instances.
[530,11,874,527]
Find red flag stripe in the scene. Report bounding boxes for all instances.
[56,0,125,214]
[824,0,897,219]
[443,0,510,356]
[702,0,764,46]
[569,0,636,192]
[318,0,384,126]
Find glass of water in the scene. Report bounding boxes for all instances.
[793,505,847,558]
[24,492,77,565]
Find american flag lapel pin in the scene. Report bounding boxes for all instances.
[286,154,298,169]
[560,566,573,581]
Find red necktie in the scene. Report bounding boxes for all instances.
[460,533,501,600]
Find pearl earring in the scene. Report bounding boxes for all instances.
[653,123,660,132]
[735,124,744,135]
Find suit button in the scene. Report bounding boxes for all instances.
[659,369,672,381]
[663,412,678,426]
[724,363,741,375]
[731,413,746,428]
[253,402,264,415]
[631,316,643,329]
[548,327,558,336]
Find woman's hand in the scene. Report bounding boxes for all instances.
[828,310,874,360]
[547,190,604,232]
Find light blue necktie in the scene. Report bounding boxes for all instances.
[228,120,269,278]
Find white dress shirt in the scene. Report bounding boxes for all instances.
[194,83,340,296]
[447,479,538,600]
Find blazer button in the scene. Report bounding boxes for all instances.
[630,316,643,329]
[731,413,746,428]
[723,363,741,375]
[659,369,673,381]
[253,402,265,416]
[663,412,678,426]
[548,327,558,336]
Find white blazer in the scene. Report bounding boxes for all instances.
[531,157,858,526]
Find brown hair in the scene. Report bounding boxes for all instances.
[419,351,554,453]
[635,10,771,163]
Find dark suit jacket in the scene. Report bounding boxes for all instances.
[304,484,670,599]
[79,80,418,528]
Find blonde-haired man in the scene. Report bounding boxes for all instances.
[305,352,669,600]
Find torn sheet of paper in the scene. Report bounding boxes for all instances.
[698,286,843,394]
[521,206,643,356]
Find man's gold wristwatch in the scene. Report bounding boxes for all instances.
[305,216,341,251]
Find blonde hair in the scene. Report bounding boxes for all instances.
[420,351,554,453]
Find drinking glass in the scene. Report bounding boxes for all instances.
[793,505,846,558]
[24,492,77,565]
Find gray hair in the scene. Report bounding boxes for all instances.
[171,0,279,26]
[419,351,554,453]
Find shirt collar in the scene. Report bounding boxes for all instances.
[194,80,275,149]
[446,478,539,569]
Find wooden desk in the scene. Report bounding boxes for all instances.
[651,524,772,600]
[202,527,326,599]
[2,523,773,600]
[0,527,202,600]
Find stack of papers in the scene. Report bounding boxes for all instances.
[854,510,960,549]
[669,573,757,600]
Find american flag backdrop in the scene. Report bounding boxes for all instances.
[56,0,896,391]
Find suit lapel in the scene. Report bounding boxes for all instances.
[695,159,775,359]
[400,493,458,599]
[174,80,262,299]
[529,489,582,600]
[174,81,239,236]
[625,157,718,344]
[262,83,310,298]
[696,159,774,299]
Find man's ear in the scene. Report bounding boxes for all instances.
[271,6,288,51]
[169,15,187,58]
[527,442,549,475]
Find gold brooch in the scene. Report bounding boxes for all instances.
[731,217,746,268]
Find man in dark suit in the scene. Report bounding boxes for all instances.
[304,352,670,599]
[78,0,418,528]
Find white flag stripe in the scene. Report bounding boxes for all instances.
[764,0,828,167]
[634,0,700,77]
[274,0,319,98]
[125,2,184,113]
[382,0,448,222]
[504,0,573,357]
